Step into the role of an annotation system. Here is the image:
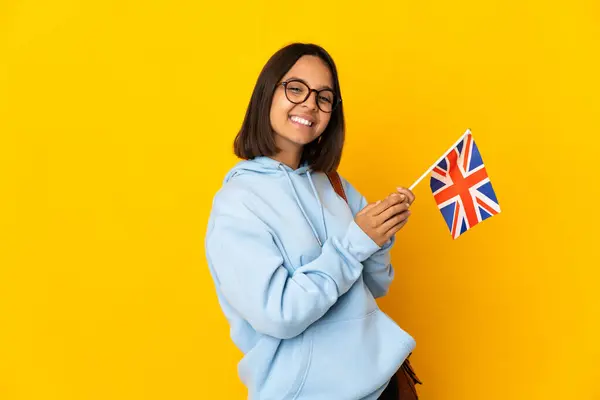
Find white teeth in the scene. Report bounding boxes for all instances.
[290,116,313,127]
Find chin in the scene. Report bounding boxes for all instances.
[275,132,317,151]
[292,134,319,147]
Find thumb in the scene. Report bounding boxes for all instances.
[357,200,381,216]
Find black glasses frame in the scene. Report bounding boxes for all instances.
[279,79,341,113]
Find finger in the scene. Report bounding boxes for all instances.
[396,187,415,205]
[382,219,408,242]
[386,219,408,238]
[371,193,405,216]
[380,210,410,232]
[376,202,410,225]
[396,187,416,205]
[357,201,380,216]
[390,191,406,201]
[384,216,410,239]
[390,193,406,203]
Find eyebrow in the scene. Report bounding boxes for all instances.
[286,76,334,91]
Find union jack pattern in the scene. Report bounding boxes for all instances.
[430,132,501,239]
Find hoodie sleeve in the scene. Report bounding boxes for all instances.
[341,177,396,299]
[205,186,381,340]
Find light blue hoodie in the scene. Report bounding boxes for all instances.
[205,156,416,400]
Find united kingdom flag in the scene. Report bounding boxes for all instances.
[430,132,501,239]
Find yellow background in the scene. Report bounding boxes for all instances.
[1,0,599,399]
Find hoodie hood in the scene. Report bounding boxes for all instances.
[224,156,311,183]
[224,156,326,246]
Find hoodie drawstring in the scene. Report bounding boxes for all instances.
[307,171,328,242]
[279,165,326,247]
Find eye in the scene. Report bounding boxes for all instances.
[285,81,308,95]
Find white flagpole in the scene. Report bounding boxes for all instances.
[408,128,471,191]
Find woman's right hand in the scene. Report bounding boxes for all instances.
[355,193,411,247]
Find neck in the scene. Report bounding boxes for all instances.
[271,149,303,170]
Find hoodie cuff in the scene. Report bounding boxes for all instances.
[344,220,382,263]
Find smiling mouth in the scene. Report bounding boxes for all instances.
[289,115,314,127]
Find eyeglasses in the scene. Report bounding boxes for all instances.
[279,79,340,113]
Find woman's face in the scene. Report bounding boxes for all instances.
[270,55,334,156]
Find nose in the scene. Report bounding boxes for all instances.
[302,89,319,111]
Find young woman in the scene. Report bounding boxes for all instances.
[205,43,421,399]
